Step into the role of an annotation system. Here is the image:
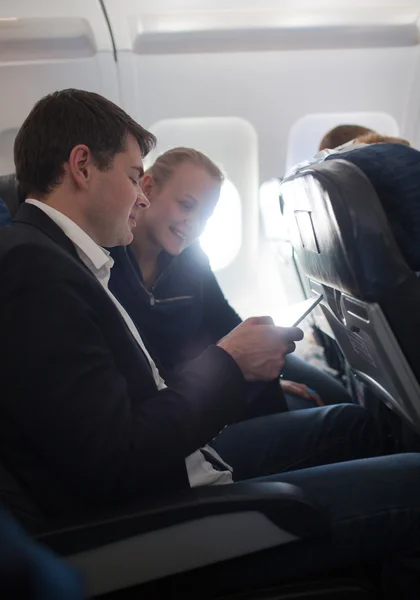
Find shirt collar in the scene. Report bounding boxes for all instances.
[26,199,110,271]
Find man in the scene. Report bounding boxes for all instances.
[1,90,420,596]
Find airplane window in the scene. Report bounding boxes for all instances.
[200,179,241,272]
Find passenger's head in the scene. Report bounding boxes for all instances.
[354,132,411,147]
[14,89,156,247]
[319,125,375,151]
[135,147,224,255]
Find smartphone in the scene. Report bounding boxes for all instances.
[277,295,323,328]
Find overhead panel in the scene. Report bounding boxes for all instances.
[104,0,420,52]
[0,18,96,62]
[0,0,113,51]
[132,23,419,54]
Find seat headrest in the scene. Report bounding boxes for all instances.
[0,173,24,218]
[326,143,420,272]
[281,146,415,301]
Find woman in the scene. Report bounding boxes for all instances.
[110,147,352,410]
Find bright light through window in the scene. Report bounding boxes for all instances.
[200,179,242,271]
[259,178,287,240]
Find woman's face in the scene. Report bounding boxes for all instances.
[136,161,221,255]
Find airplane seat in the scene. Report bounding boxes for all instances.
[0,173,23,221]
[0,505,84,599]
[0,170,374,598]
[0,198,12,227]
[0,463,375,598]
[280,143,420,435]
[0,473,369,600]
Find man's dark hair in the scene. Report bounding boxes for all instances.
[318,124,374,151]
[14,89,156,198]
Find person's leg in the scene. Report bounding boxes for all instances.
[211,404,383,480]
[204,454,420,599]
[282,353,353,406]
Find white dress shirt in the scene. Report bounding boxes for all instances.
[26,199,233,487]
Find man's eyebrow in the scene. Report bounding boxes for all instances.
[185,194,197,204]
[131,166,144,178]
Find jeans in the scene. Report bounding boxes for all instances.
[212,404,380,479]
[282,353,353,410]
[210,407,420,597]
[202,455,420,599]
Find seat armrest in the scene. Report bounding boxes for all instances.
[38,482,327,555]
[36,483,329,596]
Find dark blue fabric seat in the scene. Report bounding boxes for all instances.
[0,506,84,599]
[326,143,420,272]
[0,197,11,227]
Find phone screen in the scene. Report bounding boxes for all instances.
[277,295,323,328]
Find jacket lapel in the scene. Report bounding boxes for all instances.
[13,203,82,263]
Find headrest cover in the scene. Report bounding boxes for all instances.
[326,143,420,271]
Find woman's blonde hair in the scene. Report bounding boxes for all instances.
[144,147,224,187]
[355,133,411,146]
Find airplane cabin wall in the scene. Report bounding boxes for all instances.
[2,2,420,318]
[120,45,420,182]
[0,1,119,174]
[117,45,420,315]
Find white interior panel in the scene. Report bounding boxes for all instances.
[0,3,119,176]
[0,18,96,62]
[0,55,119,176]
[0,1,113,51]
[119,46,417,182]
[104,0,420,50]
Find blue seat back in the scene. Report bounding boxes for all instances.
[0,197,12,226]
[326,143,420,272]
[281,143,420,434]
[0,173,23,223]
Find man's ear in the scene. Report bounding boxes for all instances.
[66,145,94,190]
[140,173,155,199]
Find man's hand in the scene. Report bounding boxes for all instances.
[218,316,303,382]
[280,380,324,406]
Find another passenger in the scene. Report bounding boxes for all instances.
[2,90,420,597]
[319,124,375,151]
[355,132,410,146]
[109,148,351,410]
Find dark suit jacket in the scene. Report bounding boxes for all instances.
[0,204,246,525]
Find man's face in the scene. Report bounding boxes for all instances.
[87,134,148,247]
